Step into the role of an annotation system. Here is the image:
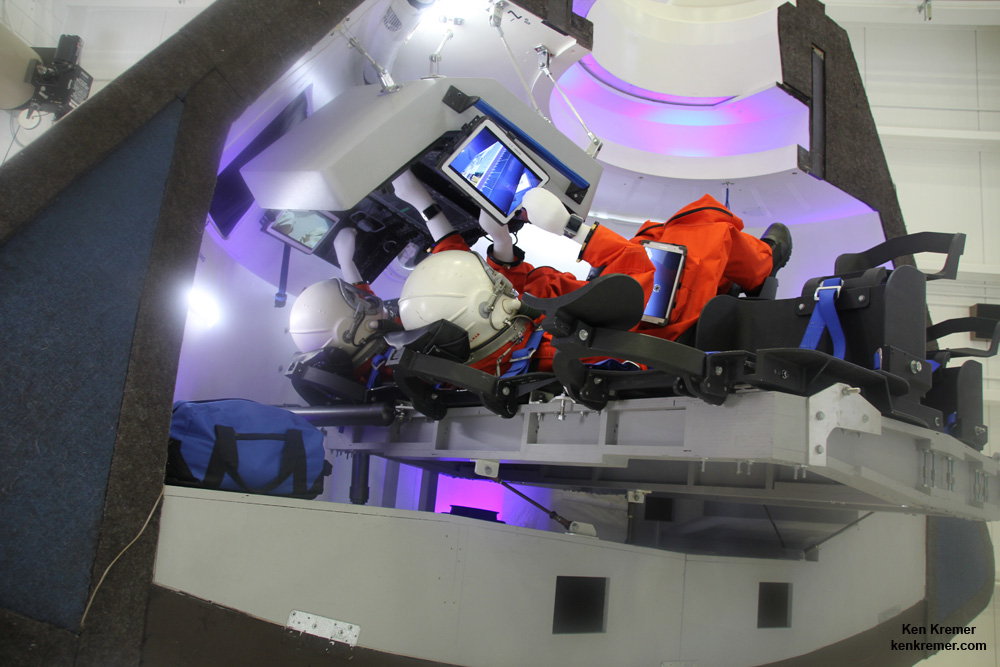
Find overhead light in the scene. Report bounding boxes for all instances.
[187,288,220,328]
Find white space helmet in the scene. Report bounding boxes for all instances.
[289,278,387,358]
[398,251,526,363]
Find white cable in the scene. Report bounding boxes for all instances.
[497,30,542,116]
[542,66,600,152]
[79,487,165,629]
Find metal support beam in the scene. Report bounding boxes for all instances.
[328,384,1000,521]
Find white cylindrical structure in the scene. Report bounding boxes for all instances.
[0,23,39,110]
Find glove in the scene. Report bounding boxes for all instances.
[518,187,570,236]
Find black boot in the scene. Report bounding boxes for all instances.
[761,222,792,277]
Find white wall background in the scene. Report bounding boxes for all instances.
[827,2,1000,664]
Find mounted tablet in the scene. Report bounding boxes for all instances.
[265,210,338,254]
[439,118,549,224]
[641,240,686,326]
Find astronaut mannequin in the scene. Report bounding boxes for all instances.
[287,169,537,384]
[290,168,792,381]
[391,170,540,375]
[494,187,793,344]
[288,226,395,378]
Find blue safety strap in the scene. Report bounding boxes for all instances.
[367,349,391,390]
[501,328,546,378]
[274,244,291,307]
[945,412,957,434]
[800,278,846,360]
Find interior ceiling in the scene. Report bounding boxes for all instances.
[12,0,999,230]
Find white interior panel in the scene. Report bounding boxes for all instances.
[863,25,981,130]
[155,488,926,667]
[882,144,985,268]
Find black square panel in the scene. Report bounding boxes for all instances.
[553,576,607,634]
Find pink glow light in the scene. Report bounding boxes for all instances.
[552,60,809,158]
[579,55,735,107]
[434,475,505,519]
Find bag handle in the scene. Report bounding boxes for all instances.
[211,426,309,496]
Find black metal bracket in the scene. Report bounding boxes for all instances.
[442,86,480,114]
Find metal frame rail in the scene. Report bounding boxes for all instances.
[325,383,1000,522]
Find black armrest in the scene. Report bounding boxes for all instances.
[834,231,965,280]
[521,274,645,337]
[926,317,1000,359]
[384,320,471,363]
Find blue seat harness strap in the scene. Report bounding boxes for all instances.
[501,328,546,378]
[800,278,846,360]
[367,349,392,390]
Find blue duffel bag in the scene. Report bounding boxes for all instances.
[166,399,332,499]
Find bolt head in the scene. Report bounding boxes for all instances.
[714,366,724,376]
[578,329,589,341]
[780,369,790,380]
[858,294,866,302]
[910,360,923,374]
[815,411,825,420]
[501,386,511,396]
[815,445,825,454]
[797,303,805,312]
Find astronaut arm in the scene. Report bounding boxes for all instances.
[392,169,455,242]
[518,188,594,245]
[478,208,515,264]
[332,227,363,285]
[579,224,654,277]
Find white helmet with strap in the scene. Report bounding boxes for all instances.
[398,250,526,363]
[289,278,388,361]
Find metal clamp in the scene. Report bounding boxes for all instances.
[814,280,843,301]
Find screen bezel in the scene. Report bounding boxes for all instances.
[640,240,687,326]
[439,118,550,225]
[264,210,339,255]
[208,89,312,239]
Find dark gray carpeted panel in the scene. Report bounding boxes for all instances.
[0,608,78,667]
[507,0,593,50]
[143,587,460,667]
[927,517,995,625]
[73,73,244,667]
[778,0,909,247]
[0,101,183,631]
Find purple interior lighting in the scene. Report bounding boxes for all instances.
[434,476,505,519]
[551,61,809,158]
[433,475,558,530]
[579,55,734,107]
[572,0,598,18]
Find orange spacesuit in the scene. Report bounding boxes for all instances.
[430,194,780,374]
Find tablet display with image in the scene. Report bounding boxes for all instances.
[265,210,338,254]
[440,118,549,224]
[641,241,686,326]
